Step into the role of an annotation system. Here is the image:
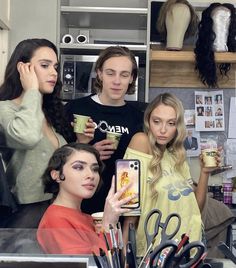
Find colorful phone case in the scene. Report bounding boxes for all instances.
[115,159,140,209]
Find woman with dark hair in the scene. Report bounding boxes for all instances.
[0,38,94,227]
[65,46,144,215]
[37,142,136,254]
[194,3,236,88]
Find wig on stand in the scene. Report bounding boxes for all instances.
[157,0,199,50]
[194,3,236,88]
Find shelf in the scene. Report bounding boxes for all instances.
[150,60,236,88]
[61,10,147,30]
[61,6,147,14]
[150,50,236,63]
[149,49,236,88]
[60,43,147,51]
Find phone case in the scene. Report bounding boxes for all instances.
[115,159,140,209]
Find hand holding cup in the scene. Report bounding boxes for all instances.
[73,114,90,134]
[106,131,122,150]
[73,114,95,144]
[200,147,222,174]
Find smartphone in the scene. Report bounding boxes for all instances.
[115,159,140,209]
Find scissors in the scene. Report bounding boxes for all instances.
[149,240,207,268]
[144,208,181,250]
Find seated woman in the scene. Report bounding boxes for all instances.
[37,142,136,255]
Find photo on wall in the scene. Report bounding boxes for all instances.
[195,90,225,131]
[184,109,195,126]
[184,127,201,157]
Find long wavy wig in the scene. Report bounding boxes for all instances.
[144,93,187,184]
[0,38,74,142]
[194,3,236,88]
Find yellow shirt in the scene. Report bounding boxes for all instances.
[124,147,202,257]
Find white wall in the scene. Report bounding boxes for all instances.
[9,0,58,54]
[0,30,9,84]
[0,0,9,84]
[0,0,10,29]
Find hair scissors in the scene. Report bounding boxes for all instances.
[144,208,181,250]
[149,240,206,268]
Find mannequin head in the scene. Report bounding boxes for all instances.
[194,3,236,88]
[165,3,191,50]
[157,0,198,50]
[211,6,231,52]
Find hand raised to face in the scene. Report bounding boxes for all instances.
[17,62,39,91]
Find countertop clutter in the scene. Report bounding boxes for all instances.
[0,228,236,267]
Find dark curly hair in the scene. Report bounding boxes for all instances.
[194,3,236,88]
[42,142,105,195]
[0,38,74,142]
[93,46,138,95]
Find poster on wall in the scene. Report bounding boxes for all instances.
[195,90,224,131]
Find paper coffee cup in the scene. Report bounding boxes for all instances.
[91,212,103,234]
[106,131,122,149]
[202,148,217,167]
[73,114,89,133]
[91,211,103,222]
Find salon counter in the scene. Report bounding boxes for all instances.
[0,228,235,267]
[210,258,236,268]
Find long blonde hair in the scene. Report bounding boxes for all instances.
[144,93,186,184]
[157,0,199,41]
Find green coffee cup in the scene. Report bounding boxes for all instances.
[73,114,89,134]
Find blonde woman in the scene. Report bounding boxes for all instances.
[123,93,221,257]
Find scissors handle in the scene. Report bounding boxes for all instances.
[149,240,178,268]
[174,241,206,268]
[144,209,161,248]
[161,213,181,240]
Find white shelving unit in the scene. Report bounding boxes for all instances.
[58,0,148,52]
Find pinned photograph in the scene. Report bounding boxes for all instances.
[184,109,195,126]
[184,128,201,157]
